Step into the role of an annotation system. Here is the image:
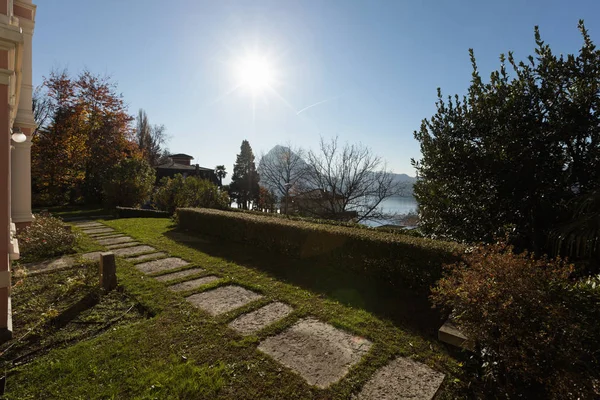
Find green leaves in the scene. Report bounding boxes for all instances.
[413,21,600,251]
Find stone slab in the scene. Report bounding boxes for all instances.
[229,302,294,335]
[439,320,469,349]
[70,219,94,225]
[24,256,75,274]
[127,252,167,263]
[82,228,115,235]
[74,222,103,228]
[186,285,263,316]
[24,252,102,275]
[357,357,445,400]
[80,251,104,262]
[136,258,190,274]
[168,276,220,292]
[154,268,204,282]
[106,242,141,250]
[258,318,372,388]
[96,236,134,246]
[89,233,124,239]
[112,245,156,257]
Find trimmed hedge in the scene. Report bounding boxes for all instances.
[176,208,463,289]
[116,207,171,219]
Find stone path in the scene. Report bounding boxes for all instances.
[186,285,263,316]
[168,276,219,292]
[258,318,372,388]
[229,302,293,335]
[72,219,446,397]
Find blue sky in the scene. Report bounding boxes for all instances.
[33,0,599,178]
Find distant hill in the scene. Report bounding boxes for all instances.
[389,173,417,196]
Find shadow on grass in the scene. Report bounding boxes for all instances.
[164,227,443,338]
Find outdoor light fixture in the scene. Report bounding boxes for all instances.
[11,127,26,143]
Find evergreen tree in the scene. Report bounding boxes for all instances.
[230,140,260,209]
[413,21,600,250]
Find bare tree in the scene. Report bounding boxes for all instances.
[32,85,53,136]
[136,109,168,166]
[258,144,307,213]
[302,136,402,222]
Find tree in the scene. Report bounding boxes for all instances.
[256,186,277,213]
[136,108,168,166]
[229,140,260,210]
[302,137,401,222]
[413,21,600,250]
[102,157,155,208]
[215,165,227,187]
[32,85,52,137]
[258,144,306,214]
[31,69,136,205]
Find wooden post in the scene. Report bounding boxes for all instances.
[99,252,117,291]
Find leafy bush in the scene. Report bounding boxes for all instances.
[153,175,229,214]
[414,22,600,249]
[17,213,78,260]
[102,158,155,208]
[176,208,462,289]
[431,242,600,399]
[116,207,171,218]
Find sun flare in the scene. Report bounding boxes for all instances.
[236,54,274,95]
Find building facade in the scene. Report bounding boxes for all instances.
[0,0,36,340]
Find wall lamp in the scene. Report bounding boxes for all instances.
[11,127,26,143]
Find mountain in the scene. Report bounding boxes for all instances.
[389,173,417,196]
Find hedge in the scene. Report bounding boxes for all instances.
[116,207,171,219]
[176,208,464,289]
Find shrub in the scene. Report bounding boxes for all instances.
[17,213,78,260]
[115,207,170,218]
[102,158,155,208]
[431,242,600,399]
[153,175,229,214]
[176,208,462,289]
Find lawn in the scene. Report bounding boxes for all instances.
[4,217,467,399]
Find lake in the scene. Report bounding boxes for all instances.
[363,195,419,227]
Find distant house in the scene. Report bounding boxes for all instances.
[286,189,357,220]
[155,154,219,185]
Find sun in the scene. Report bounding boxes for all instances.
[236,54,274,95]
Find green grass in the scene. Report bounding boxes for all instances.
[5,217,469,399]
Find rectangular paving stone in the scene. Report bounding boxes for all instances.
[106,242,141,249]
[357,357,445,400]
[154,267,204,282]
[168,276,220,292]
[83,228,115,235]
[71,220,94,225]
[89,232,124,239]
[258,318,372,388]
[112,245,156,257]
[229,302,293,335]
[127,252,167,263]
[74,222,103,228]
[96,236,134,246]
[136,258,190,274]
[186,286,263,316]
[80,251,104,262]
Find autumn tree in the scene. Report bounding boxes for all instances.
[136,108,169,166]
[413,21,600,250]
[257,186,277,213]
[302,137,401,222]
[230,140,260,210]
[32,69,136,205]
[258,144,306,213]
